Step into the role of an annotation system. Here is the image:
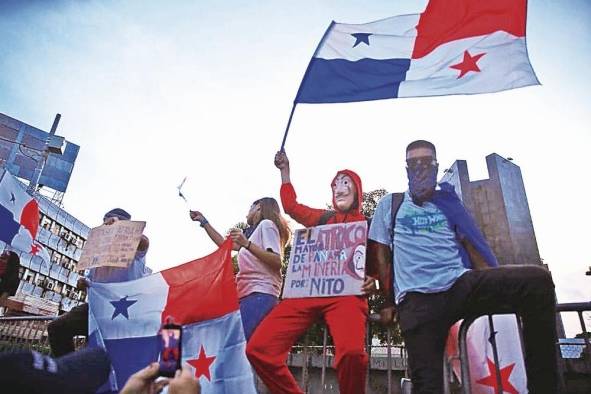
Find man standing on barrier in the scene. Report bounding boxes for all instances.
[369,140,558,393]
[48,208,150,357]
[247,150,374,394]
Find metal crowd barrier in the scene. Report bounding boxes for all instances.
[290,314,405,394]
[0,315,87,355]
[453,302,591,394]
[0,316,55,354]
[2,302,588,393]
[292,302,589,393]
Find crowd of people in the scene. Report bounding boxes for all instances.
[1,140,558,394]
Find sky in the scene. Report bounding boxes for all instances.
[0,0,589,335]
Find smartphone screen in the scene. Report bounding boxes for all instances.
[158,324,182,377]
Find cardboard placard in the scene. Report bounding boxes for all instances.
[282,220,367,299]
[77,220,146,270]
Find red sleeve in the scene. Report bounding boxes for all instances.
[280,183,327,228]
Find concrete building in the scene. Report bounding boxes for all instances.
[440,153,542,266]
[22,192,90,313]
[0,173,90,314]
[1,112,88,315]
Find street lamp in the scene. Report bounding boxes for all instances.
[26,114,65,193]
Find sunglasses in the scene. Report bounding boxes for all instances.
[406,156,437,171]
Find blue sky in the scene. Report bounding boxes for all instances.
[1,0,589,334]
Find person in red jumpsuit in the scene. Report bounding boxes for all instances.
[246,150,374,394]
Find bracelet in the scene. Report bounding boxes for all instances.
[246,241,252,250]
[199,218,209,228]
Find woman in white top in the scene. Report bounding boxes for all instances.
[190,197,290,340]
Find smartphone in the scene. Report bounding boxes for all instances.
[158,320,183,377]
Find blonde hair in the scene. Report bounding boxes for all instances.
[253,197,291,253]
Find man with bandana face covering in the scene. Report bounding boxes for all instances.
[368,140,558,394]
[246,151,375,394]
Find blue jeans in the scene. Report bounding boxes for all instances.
[239,292,278,340]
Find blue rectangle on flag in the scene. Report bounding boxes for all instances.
[296,58,411,103]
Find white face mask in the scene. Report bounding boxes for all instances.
[332,174,355,212]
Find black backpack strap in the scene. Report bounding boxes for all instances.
[318,210,336,225]
[390,193,404,241]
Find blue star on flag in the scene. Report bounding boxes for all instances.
[110,296,137,320]
[351,33,372,48]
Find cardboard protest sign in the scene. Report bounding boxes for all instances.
[77,220,146,270]
[283,220,367,299]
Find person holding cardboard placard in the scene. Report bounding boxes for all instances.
[48,208,150,357]
[246,151,375,394]
[189,197,290,340]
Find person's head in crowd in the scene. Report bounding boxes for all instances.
[405,139,439,205]
[103,208,132,224]
[0,250,20,280]
[246,197,291,250]
[331,170,363,214]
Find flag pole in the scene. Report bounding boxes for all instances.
[279,103,297,152]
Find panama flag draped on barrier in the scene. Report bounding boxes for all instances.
[295,0,538,103]
[0,169,51,262]
[446,315,527,394]
[88,239,256,393]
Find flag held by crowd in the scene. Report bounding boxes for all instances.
[296,0,538,103]
[88,239,256,393]
[0,169,50,262]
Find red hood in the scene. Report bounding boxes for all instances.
[331,169,363,215]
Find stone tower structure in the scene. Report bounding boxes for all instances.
[440,153,541,266]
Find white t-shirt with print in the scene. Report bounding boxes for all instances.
[236,219,282,299]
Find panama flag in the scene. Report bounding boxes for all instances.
[0,170,50,262]
[296,0,537,103]
[446,315,527,393]
[88,239,256,393]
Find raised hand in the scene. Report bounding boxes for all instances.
[274,151,289,170]
[229,228,248,248]
[189,210,205,222]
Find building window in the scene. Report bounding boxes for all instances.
[40,215,53,230]
[50,222,62,236]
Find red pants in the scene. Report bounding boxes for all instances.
[246,295,368,394]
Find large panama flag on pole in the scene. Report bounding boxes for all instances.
[296,0,538,103]
[88,239,256,393]
[280,0,537,148]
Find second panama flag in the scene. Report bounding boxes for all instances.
[296,0,538,103]
[88,239,256,393]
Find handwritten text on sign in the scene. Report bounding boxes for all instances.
[77,220,146,270]
[282,220,367,299]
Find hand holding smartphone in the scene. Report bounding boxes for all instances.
[158,318,182,377]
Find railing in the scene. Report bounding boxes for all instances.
[0,315,88,356]
[1,302,589,393]
[452,302,591,394]
[0,316,55,354]
[287,314,406,394]
[288,302,590,393]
